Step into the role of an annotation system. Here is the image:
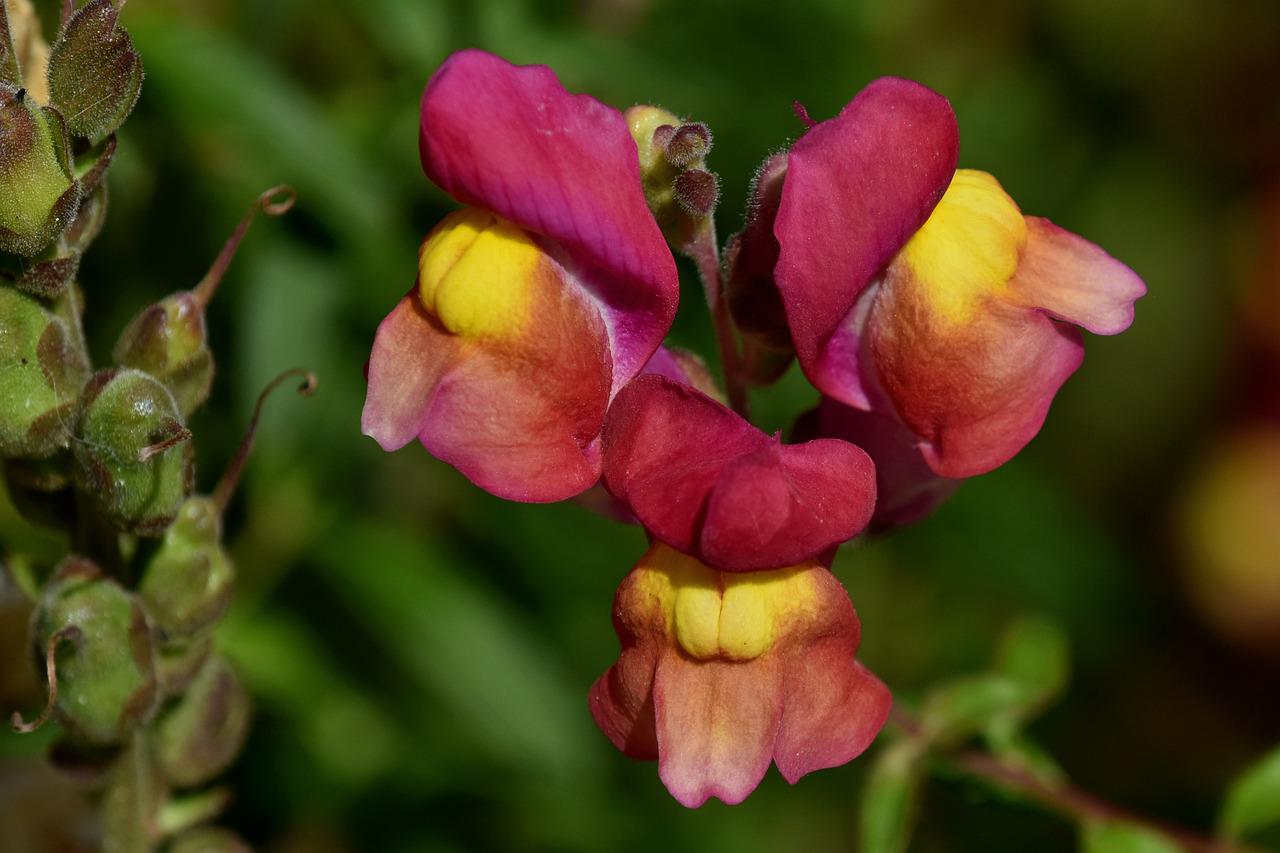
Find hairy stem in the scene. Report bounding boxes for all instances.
[685,225,748,416]
[890,707,1269,853]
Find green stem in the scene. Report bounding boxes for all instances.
[685,224,748,417]
[890,707,1271,853]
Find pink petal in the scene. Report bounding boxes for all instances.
[774,78,959,407]
[869,267,1085,478]
[1011,217,1146,335]
[775,658,891,784]
[602,375,876,570]
[654,652,784,807]
[361,291,458,451]
[419,49,678,384]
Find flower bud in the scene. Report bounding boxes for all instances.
[625,105,720,252]
[25,558,160,744]
[72,368,195,536]
[14,178,111,300]
[138,497,233,641]
[101,731,166,853]
[724,153,793,384]
[156,634,213,697]
[46,0,142,142]
[0,285,90,458]
[0,83,79,256]
[113,292,213,418]
[155,656,250,789]
[113,185,295,418]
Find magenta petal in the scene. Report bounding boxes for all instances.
[603,375,877,570]
[700,439,876,571]
[419,50,678,383]
[774,77,959,406]
[602,376,761,555]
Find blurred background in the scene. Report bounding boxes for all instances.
[3,0,1280,850]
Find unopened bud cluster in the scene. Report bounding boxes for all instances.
[1,3,304,849]
[626,105,721,250]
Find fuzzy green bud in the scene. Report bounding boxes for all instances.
[46,0,143,142]
[30,558,159,744]
[138,496,233,641]
[72,368,194,536]
[0,285,89,458]
[155,656,250,789]
[0,83,79,256]
[113,293,212,418]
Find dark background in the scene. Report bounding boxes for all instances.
[3,0,1280,850]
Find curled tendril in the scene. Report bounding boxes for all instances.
[193,184,298,308]
[10,625,83,734]
[211,368,318,513]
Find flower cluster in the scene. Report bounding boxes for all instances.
[364,49,1144,806]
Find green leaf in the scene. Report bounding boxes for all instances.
[860,738,927,853]
[993,615,1070,708]
[919,673,1028,746]
[1080,820,1184,853]
[1218,744,1280,841]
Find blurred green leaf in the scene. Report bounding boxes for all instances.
[1218,745,1280,841]
[860,738,927,853]
[920,673,1028,746]
[993,615,1070,707]
[1080,820,1184,853]
[312,519,600,785]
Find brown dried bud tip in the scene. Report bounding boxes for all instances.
[673,169,720,217]
[663,122,712,167]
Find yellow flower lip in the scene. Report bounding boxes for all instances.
[898,169,1028,323]
[633,545,821,663]
[417,207,543,338]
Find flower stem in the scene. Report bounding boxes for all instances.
[685,225,748,417]
[889,707,1268,853]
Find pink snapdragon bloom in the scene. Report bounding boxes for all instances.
[602,374,877,571]
[768,79,1146,479]
[590,543,889,807]
[362,50,678,501]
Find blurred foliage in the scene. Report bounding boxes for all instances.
[3,0,1280,850]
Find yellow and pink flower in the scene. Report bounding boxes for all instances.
[362,50,679,502]
[590,543,890,807]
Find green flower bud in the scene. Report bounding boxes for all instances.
[156,634,213,698]
[169,828,252,853]
[112,185,296,418]
[0,83,79,256]
[138,497,233,641]
[46,0,142,142]
[72,368,195,536]
[155,656,250,789]
[101,732,166,853]
[27,558,159,744]
[0,285,89,458]
[113,293,212,418]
